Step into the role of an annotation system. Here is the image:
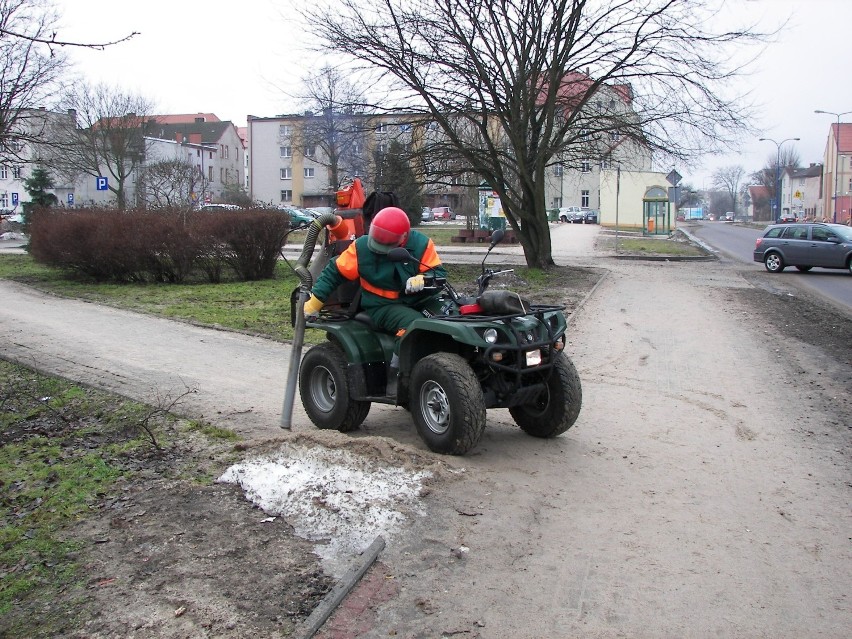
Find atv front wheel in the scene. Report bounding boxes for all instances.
[510,355,582,438]
[410,353,486,455]
[299,342,370,432]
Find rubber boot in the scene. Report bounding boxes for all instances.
[387,353,399,398]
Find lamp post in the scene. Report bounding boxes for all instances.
[759,137,800,222]
[814,109,852,223]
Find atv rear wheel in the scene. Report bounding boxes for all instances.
[299,342,370,432]
[410,353,486,455]
[510,355,582,438]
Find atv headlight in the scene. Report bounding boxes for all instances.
[483,328,499,344]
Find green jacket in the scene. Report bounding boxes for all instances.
[312,230,446,310]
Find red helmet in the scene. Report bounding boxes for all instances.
[368,206,410,254]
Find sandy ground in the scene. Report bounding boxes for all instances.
[1,224,850,638]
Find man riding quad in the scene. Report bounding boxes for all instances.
[303,206,445,348]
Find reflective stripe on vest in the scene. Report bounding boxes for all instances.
[360,277,399,299]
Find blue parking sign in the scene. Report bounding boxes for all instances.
[11,193,19,205]
[68,193,74,205]
[96,177,108,191]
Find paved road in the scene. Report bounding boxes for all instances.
[1,222,849,637]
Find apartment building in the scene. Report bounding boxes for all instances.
[781,163,823,220]
[820,122,852,223]
[543,81,653,212]
[247,111,423,209]
[0,107,77,212]
[144,119,245,204]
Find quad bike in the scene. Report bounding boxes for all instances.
[280,193,581,455]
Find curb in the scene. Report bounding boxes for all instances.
[566,268,610,327]
[613,254,717,262]
[297,536,386,639]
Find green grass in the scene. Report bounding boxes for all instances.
[0,360,239,633]
[617,238,704,255]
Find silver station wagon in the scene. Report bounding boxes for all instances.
[753,223,852,274]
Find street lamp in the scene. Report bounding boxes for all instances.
[759,137,800,222]
[814,109,852,223]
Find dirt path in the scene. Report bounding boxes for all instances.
[1,226,850,637]
[343,258,851,638]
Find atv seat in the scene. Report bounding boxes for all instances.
[353,311,376,329]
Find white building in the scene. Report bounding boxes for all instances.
[0,107,77,212]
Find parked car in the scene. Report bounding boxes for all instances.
[583,209,599,224]
[723,212,734,221]
[431,206,456,220]
[421,207,434,222]
[778,214,797,223]
[279,206,318,229]
[558,206,583,223]
[753,223,852,274]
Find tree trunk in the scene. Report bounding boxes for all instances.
[516,211,555,269]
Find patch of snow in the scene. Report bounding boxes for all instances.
[218,443,431,576]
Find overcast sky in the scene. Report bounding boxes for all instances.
[55,0,852,189]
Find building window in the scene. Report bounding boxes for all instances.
[280,189,292,202]
[376,123,387,134]
[0,192,7,208]
[208,166,214,181]
[279,124,291,137]
[304,167,315,178]
[609,131,620,142]
[280,168,292,180]
[581,190,590,208]
[280,146,292,158]
[580,128,589,141]
[220,167,224,182]
[0,166,7,179]
[209,151,214,160]
[554,164,563,177]
[601,156,612,169]
[552,197,562,208]
[351,143,362,155]
[581,160,591,173]
[377,142,387,153]
[304,146,315,158]
[12,166,22,179]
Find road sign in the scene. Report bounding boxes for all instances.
[794,190,803,199]
[68,193,74,205]
[96,177,108,191]
[666,170,682,186]
[11,193,18,206]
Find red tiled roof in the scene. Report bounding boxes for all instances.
[151,113,221,124]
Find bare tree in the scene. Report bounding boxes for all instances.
[0,0,66,157]
[137,159,208,211]
[48,82,155,209]
[712,165,745,214]
[750,147,800,213]
[0,0,138,159]
[303,0,766,268]
[291,65,374,196]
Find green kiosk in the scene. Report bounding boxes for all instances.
[643,186,670,235]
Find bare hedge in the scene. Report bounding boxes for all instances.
[28,207,294,283]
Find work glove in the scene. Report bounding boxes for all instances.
[405,274,425,294]
[303,294,324,318]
